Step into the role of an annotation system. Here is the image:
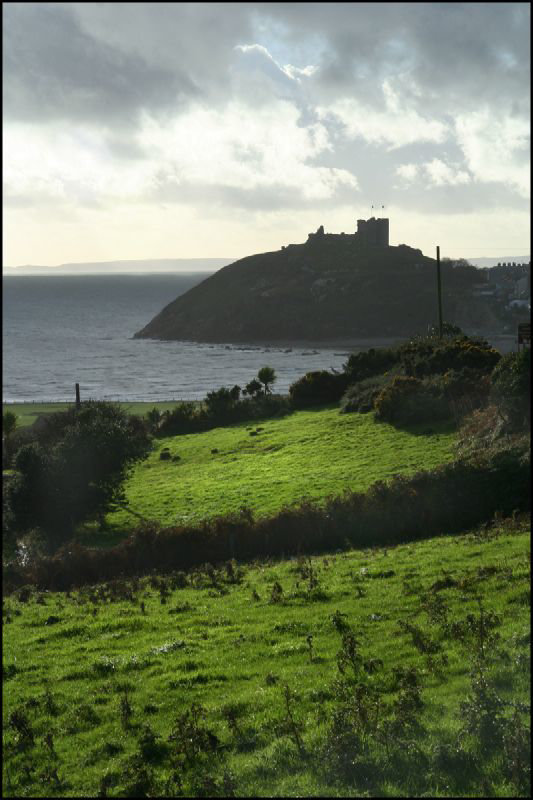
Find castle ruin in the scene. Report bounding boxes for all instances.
[307,217,389,246]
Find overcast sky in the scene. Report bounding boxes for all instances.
[3,2,530,266]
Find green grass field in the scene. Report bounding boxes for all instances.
[3,517,530,797]
[2,402,186,429]
[107,409,456,531]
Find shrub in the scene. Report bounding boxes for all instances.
[3,410,18,468]
[158,403,208,436]
[373,376,450,426]
[289,371,348,409]
[158,393,291,437]
[398,336,501,378]
[340,375,391,414]
[441,368,491,416]
[243,378,262,398]
[204,387,241,418]
[490,348,530,430]
[343,348,399,382]
[6,402,152,548]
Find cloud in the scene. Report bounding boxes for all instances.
[316,80,449,150]
[395,159,471,188]
[234,43,317,84]
[395,164,419,185]
[141,100,359,204]
[2,2,530,266]
[3,3,196,127]
[455,110,530,198]
[423,159,471,187]
[3,101,358,211]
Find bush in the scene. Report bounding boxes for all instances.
[158,403,208,437]
[398,336,501,378]
[343,348,399,382]
[3,410,18,468]
[373,376,450,426]
[158,391,291,437]
[340,376,391,414]
[289,371,348,409]
[440,368,492,419]
[6,402,152,547]
[490,348,530,430]
[205,386,241,417]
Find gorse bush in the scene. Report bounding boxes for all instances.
[398,335,501,378]
[340,335,498,426]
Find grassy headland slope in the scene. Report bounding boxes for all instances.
[108,408,456,531]
[3,517,529,797]
[134,235,490,342]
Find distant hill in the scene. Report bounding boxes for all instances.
[135,233,505,343]
[3,258,234,275]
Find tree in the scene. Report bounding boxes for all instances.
[257,366,277,394]
[146,407,162,432]
[6,401,152,548]
[243,378,262,398]
[3,410,18,467]
[205,386,240,416]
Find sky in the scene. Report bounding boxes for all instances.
[3,2,530,267]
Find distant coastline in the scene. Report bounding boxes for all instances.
[3,258,234,276]
[4,254,529,275]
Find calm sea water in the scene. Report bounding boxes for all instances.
[3,274,353,403]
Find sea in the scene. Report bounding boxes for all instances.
[3,273,359,404]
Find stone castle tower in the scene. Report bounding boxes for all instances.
[356,217,389,246]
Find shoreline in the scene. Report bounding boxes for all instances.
[133,333,519,353]
[3,334,519,408]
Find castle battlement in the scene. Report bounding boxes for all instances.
[307,217,389,246]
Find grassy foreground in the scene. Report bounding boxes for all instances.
[3,516,530,797]
[108,409,456,531]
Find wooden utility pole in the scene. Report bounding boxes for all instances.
[75,383,81,409]
[436,246,443,338]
